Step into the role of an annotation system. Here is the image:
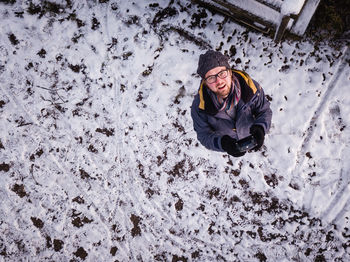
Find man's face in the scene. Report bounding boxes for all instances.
[204,66,232,99]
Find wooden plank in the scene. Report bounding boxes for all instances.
[192,0,275,33]
[291,0,321,36]
[274,15,291,43]
[221,0,281,25]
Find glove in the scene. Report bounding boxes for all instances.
[250,125,265,150]
[221,135,246,157]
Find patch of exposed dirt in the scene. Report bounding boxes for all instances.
[130,214,142,237]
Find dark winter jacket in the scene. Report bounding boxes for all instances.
[191,70,272,152]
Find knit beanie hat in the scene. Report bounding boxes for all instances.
[197,50,231,79]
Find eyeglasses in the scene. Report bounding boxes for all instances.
[204,69,229,84]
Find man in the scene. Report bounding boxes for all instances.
[191,50,272,157]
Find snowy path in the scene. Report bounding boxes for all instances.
[290,46,350,216]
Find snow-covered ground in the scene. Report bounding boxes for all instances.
[1,1,349,261]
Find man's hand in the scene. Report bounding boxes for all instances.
[249,125,265,150]
[221,135,246,157]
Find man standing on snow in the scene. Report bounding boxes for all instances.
[191,50,272,157]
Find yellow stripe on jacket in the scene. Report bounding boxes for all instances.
[233,69,257,94]
[199,80,205,110]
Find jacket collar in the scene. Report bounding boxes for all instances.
[198,69,257,115]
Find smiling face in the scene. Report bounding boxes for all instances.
[204,66,232,99]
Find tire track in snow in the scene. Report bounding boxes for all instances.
[321,143,350,225]
[330,194,350,225]
[290,46,350,215]
[320,168,350,223]
[291,46,349,177]
[302,47,349,149]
